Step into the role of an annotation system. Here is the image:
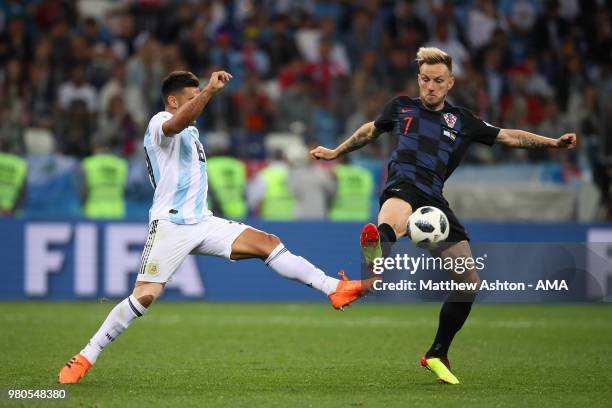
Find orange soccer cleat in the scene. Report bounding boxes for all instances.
[328,271,380,310]
[58,353,92,384]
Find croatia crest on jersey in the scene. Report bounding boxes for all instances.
[443,113,457,128]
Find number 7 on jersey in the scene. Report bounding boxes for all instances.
[402,116,413,134]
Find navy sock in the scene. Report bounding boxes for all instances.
[377,223,397,258]
[426,291,476,358]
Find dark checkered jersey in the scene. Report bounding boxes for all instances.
[374,96,500,198]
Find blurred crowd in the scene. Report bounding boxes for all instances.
[0,0,610,216]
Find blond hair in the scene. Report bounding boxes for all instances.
[416,47,453,73]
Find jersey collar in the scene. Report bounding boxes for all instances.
[416,98,453,112]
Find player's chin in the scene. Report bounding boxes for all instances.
[426,94,442,103]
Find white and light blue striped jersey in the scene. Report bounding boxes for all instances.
[144,111,211,224]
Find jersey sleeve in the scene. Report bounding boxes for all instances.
[373,97,397,132]
[148,112,174,146]
[462,109,500,146]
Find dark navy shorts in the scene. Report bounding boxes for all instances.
[379,181,469,243]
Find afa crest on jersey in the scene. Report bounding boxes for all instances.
[443,113,457,128]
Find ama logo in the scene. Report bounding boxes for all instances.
[535,280,568,290]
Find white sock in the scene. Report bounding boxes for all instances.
[265,244,339,296]
[80,295,147,364]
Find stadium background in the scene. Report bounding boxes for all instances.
[0,0,611,301]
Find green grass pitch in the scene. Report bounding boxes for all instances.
[1,302,611,407]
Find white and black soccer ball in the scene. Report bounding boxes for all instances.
[407,206,449,248]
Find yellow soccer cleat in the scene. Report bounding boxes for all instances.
[421,356,460,385]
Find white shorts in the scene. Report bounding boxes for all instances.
[136,216,250,284]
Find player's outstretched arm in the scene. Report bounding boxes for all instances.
[162,70,232,135]
[495,129,577,150]
[310,122,384,160]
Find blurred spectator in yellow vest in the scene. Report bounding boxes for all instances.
[329,157,374,222]
[207,156,247,220]
[248,149,296,220]
[82,142,128,219]
[0,147,27,217]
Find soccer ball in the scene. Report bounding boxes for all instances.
[407,206,449,248]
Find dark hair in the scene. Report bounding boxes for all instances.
[161,71,199,104]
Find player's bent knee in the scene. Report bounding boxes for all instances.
[246,231,282,259]
[268,233,281,247]
[450,268,480,295]
[261,233,281,255]
[137,294,156,308]
[472,273,481,287]
[463,271,481,295]
[132,282,164,308]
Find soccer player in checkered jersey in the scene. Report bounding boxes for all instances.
[310,47,577,384]
[58,70,378,384]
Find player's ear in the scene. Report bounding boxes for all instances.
[447,74,455,91]
[167,95,178,109]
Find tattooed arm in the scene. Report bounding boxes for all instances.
[310,122,386,160]
[496,129,577,149]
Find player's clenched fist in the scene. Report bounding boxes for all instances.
[557,133,577,149]
[310,146,338,161]
[206,71,233,93]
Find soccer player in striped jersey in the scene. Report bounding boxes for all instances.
[310,47,577,384]
[59,70,377,384]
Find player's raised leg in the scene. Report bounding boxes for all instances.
[230,227,378,310]
[421,240,480,385]
[360,197,413,268]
